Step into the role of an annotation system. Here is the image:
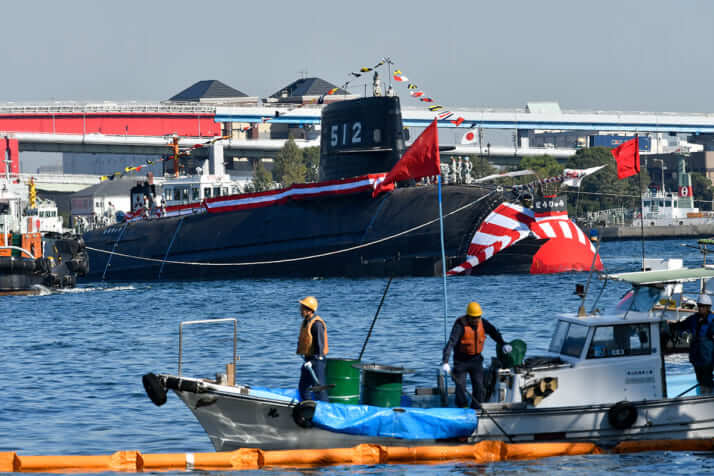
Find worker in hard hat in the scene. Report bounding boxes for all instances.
[441,301,510,408]
[669,294,714,394]
[296,296,329,401]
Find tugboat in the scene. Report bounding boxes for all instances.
[0,178,89,295]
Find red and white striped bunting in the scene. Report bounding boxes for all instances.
[123,174,389,221]
[204,174,388,213]
[447,202,595,275]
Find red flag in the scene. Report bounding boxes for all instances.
[611,137,640,179]
[373,119,440,197]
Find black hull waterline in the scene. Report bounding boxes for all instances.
[83,186,539,280]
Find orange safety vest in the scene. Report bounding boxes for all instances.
[296,315,329,356]
[458,317,485,355]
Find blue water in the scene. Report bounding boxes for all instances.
[3,238,714,474]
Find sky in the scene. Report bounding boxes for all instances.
[2,0,714,114]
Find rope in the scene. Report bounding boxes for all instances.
[85,191,497,267]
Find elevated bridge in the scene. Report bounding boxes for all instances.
[2,101,714,185]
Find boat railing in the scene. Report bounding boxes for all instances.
[178,318,237,380]
[0,245,35,259]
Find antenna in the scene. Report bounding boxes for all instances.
[577,238,602,317]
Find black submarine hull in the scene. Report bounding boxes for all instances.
[83,185,533,280]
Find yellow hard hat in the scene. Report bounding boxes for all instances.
[299,296,318,312]
[466,301,482,317]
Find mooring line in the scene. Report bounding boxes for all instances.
[85,192,496,267]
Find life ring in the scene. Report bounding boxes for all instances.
[292,400,317,428]
[608,401,637,429]
[142,372,167,407]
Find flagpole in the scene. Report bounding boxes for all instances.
[438,174,448,343]
[636,134,645,270]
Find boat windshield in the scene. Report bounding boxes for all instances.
[586,323,651,358]
[611,286,661,315]
[549,321,589,358]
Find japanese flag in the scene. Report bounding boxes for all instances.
[461,129,479,145]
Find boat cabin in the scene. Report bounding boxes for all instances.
[489,268,714,409]
[160,175,241,207]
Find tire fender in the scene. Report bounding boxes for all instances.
[292,400,317,428]
[608,400,637,430]
[143,372,168,406]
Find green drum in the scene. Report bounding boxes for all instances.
[326,358,361,404]
[498,339,527,368]
[356,363,413,408]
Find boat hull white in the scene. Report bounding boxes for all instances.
[477,395,714,444]
[173,380,714,451]
[175,387,444,451]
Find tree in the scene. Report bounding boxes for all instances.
[691,172,714,211]
[245,161,273,193]
[519,155,563,179]
[564,147,650,216]
[467,155,496,179]
[273,136,306,186]
[303,146,320,182]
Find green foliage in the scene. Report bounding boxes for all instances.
[564,147,650,215]
[303,146,320,182]
[467,155,496,179]
[691,172,714,211]
[245,161,273,193]
[519,155,563,179]
[273,136,307,186]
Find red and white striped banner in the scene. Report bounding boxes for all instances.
[448,201,596,275]
[123,174,388,221]
[204,174,388,213]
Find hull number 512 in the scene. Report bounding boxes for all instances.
[331,122,362,147]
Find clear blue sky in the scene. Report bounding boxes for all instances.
[2,0,713,113]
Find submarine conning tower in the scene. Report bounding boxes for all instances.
[319,96,406,181]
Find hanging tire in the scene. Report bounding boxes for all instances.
[292,400,317,428]
[608,401,637,430]
[142,373,168,406]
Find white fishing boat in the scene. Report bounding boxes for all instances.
[143,268,714,451]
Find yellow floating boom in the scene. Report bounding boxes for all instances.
[1,440,712,473]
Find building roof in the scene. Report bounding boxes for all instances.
[169,80,248,102]
[270,77,348,98]
[71,178,138,198]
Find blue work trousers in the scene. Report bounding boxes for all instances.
[298,357,328,401]
[453,358,485,408]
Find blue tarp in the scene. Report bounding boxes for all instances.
[248,386,301,402]
[312,402,478,440]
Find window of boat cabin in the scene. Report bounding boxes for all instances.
[204,187,211,198]
[587,323,651,358]
[213,186,221,197]
[613,286,660,315]
[181,188,189,201]
[173,188,181,201]
[549,321,588,358]
[192,187,199,201]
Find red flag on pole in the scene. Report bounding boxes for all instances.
[373,119,441,197]
[611,137,640,179]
